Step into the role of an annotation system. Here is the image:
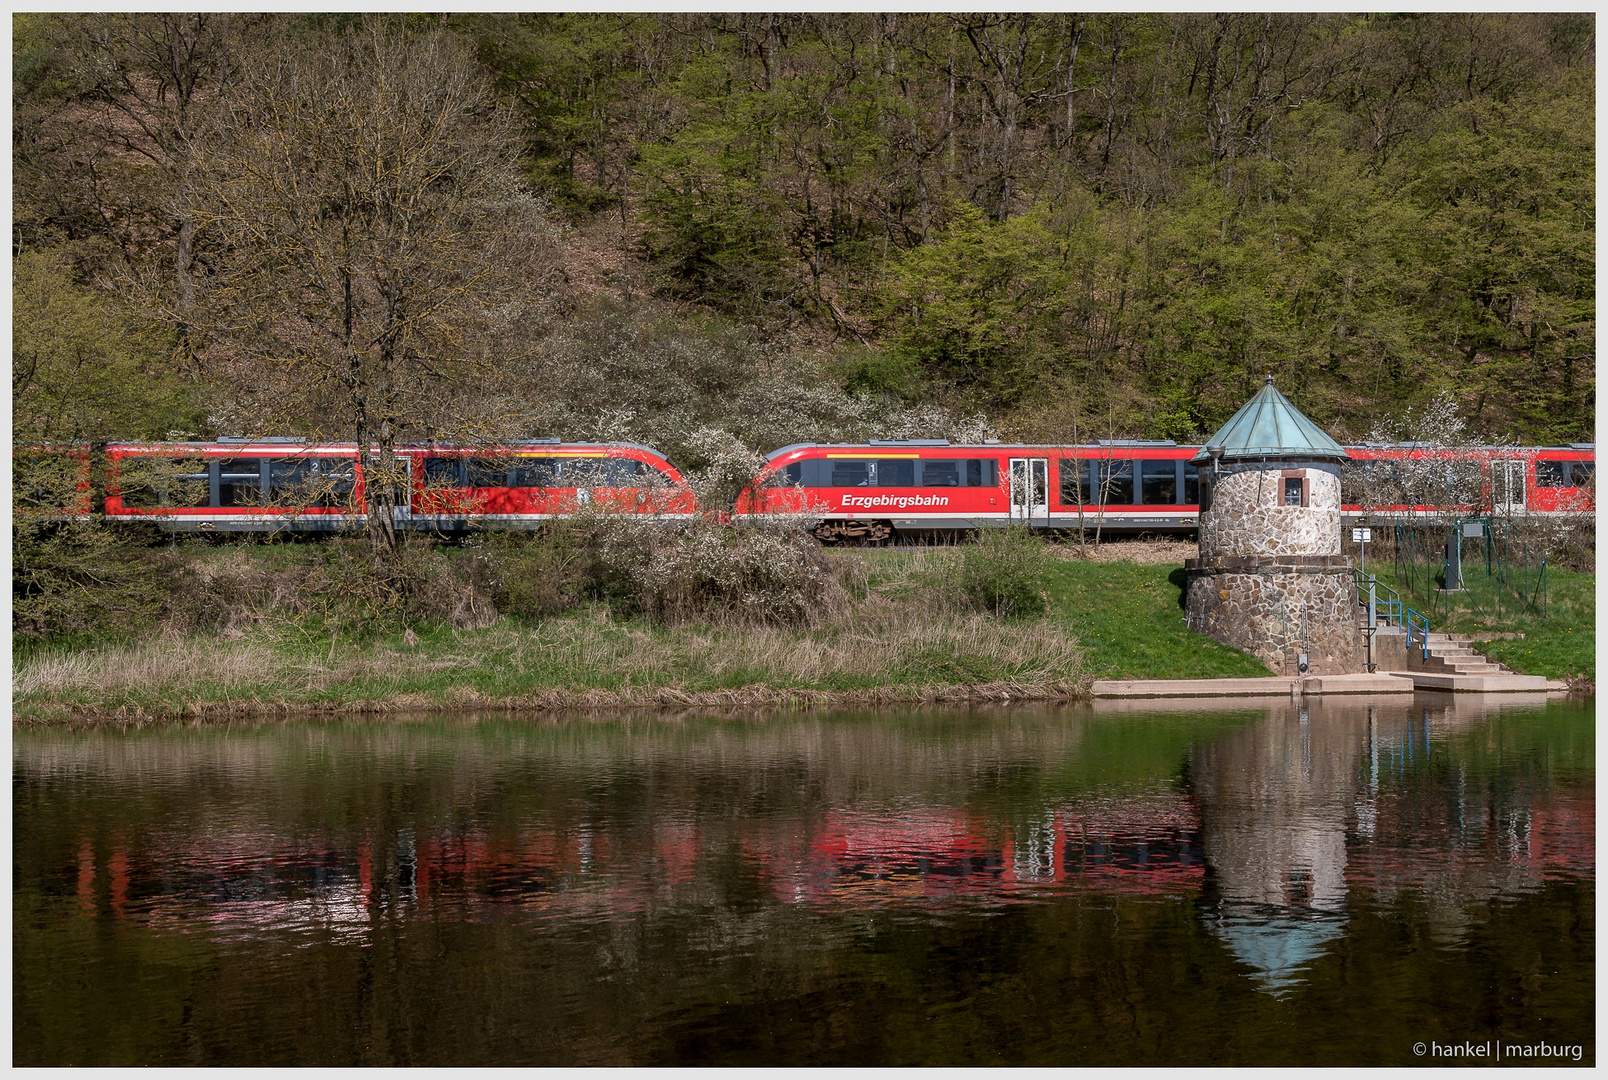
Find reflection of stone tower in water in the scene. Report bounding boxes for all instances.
[1189,701,1363,995]
[1185,376,1361,675]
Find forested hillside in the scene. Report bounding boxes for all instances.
[13,13,1595,449]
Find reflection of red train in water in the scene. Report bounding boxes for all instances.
[67,798,1207,933]
[23,438,1595,537]
[754,804,1205,904]
[63,774,1590,931]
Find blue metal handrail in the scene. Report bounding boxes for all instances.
[1351,568,1403,625]
[1404,607,1431,659]
[1353,568,1431,659]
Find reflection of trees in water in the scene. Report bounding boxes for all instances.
[1188,695,1593,994]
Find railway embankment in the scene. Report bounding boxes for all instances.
[12,535,1591,725]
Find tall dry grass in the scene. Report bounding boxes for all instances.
[13,590,1084,718]
[13,640,281,698]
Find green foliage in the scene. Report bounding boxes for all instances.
[830,346,925,401]
[473,527,594,620]
[461,12,1594,442]
[13,14,1595,449]
[12,251,205,641]
[11,525,166,641]
[955,526,1053,620]
[13,249,199,441]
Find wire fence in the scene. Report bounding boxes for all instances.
[1390,517,1548,623]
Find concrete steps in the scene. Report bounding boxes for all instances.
[1421,636,1513,676]
[1367,619,1556,691]
[1371,622,1515,675]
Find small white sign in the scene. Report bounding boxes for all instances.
[1352,527,1372,542]
[1462,522,1485,538]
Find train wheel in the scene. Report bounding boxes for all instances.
[812,520,894,546]
[813,521,848,545]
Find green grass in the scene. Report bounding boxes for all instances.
[1038,558,1272,680]
[852,547,1270,680]
[1365,561,1594,680]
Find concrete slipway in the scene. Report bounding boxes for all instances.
[1090,672,1563,699]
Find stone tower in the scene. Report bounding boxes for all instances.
[1185,377,1360,675]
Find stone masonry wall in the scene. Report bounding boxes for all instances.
[1185,556,1362,675]
[1198,461,1342,558]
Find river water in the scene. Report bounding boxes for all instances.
[13,695,1593,1066]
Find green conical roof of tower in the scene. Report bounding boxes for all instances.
[1191,376,1350,464]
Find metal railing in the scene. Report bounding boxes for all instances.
[1404,607,1432,659]
[1353,568,1430,662]
[1351,568,1403,626]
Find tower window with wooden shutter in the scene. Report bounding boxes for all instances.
[1280,470,1309,507]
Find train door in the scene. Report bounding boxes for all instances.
[1008,458,1049,525]
[1493,459,1526,514]
[391,457,414,529]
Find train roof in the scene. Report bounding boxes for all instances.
[103,439,671,458]
[763,439,1186,461]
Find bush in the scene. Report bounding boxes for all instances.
[473,526,593,619]
[955,525,1052,620]
[588,516,850,626]
[151,535,500,638]
[12,524,168,639]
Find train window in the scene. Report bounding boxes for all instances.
[874,459,916,487]
[765,462,804,487]
[1183,464,1199,504]
[511,457,561,487]
[634,461,674,488]
[1140,460,1177,505]
[1535,460,1568,487]
[117,457,211,508]
[1571,461,1593,487]
[270,459,355,507]
[1095,461,1134,505]
[921,460,960,487]
[1057,459,1083,504]
[218,458,265,507]
[598,459,647,486]
[467,457,511,487]
[423,457,465,486]
[965,459,995,487]
[1065,461,1134,504]
[830,460,871,486]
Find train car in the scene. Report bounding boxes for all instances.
[738,439,1594,543]
[104,439,364,532]
[403,439,696,531]
[735,440,1205,542]
[1339,443,1595,522]
[102,438,696,533]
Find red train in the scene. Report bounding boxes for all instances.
[734,439,1595,542]
[96,438,695,533]
[23,437,1595,538]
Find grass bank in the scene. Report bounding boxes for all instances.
[13,537,1275,724]
[1365,562,1594,682]
[13,602,1086,725]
